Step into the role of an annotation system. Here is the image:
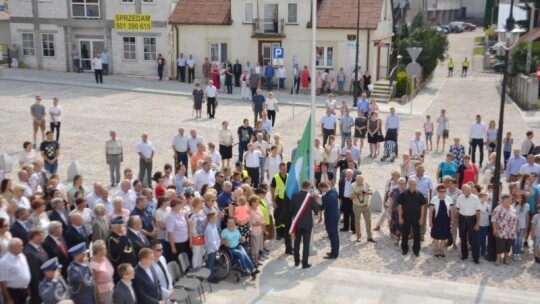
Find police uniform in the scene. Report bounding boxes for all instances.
[67,243,95,304]
[38,258,70,304]
[107,217,137,282]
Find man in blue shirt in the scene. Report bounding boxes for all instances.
[318,182,340,259]
[101,49,109,75]
[252,89,266,126]
[356,93,370,117]
[264,62,275,91]
[130,197,156,239]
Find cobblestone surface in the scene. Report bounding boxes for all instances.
[0,30,539,302]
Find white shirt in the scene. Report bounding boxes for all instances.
[244,150,262,167]
[253,140,269,157]
[177,57,186,66]
[313,146,325,165]
[86,192,101,210]
[455,194,481,216]
[255,66,261,74]
[262,119,272,135]
[0,252,31,288]
[187,58,196,68]
[193,169,216,191]
[136,140,155,159]
[267,155,282,179]
[12,196,31,210]
[171,134,189,152]
[93,57,102,69]
[105,139,122,155]
[385,114,400,131]
[343,179,353,198]
[519,163,540,185]
[28,173,43,194]
[469,122,487,141]
[49,105,62,123]
[205,85,218,98]
[320,114,336,129]
[114,189,137,211]
[278,67,286,78]
[409,138,426,157]
[187,136,204,154]
[325,99,337,111]
[19,150,36,168]
[208,151,222,168]
[266,98,278,111]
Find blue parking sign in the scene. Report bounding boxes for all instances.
[273,47,284,59]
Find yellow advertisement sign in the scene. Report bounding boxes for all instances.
[114,14,152,31]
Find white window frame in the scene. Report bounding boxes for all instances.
[41,33,56,58]
[286,3,298,24]
[316,46,334,68]
[209,43,227,64]
[71,0,101,19]
[122,36,137,61]
[143,37,156,61]
[243,1,255,23]
[22,32,35,56]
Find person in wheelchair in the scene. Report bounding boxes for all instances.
[221,218,260,279]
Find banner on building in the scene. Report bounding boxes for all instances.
[114,14,152,31]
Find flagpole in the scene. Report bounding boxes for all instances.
[309,0,317,257]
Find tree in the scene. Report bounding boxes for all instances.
[484,0,499,28]
[509,41,540,76]
[398,26,449,78]
[411,11,426,31]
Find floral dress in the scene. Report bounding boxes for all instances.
[449,144,466,166]
[390,188,402,237]
[491,205,518,240]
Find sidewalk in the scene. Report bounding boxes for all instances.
[0,67,441,115]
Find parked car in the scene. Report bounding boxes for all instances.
[439,25,450,34]
[463,22,477,31]
[491,62,505,73]
[434,25,449,34]
[448,22,464,33]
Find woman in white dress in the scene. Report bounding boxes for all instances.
[324,135,340,173]
[241,71,251,100]
[266,145,282,181]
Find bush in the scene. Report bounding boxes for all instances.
[485,25,498,41]
[396,72,413,97]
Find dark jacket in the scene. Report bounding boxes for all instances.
[24,243,49,304]
[290,190,319,230]
[112,280,137,304]
[64,225,88,249]
[320,188,340,223]
[10,221,28,245]
[133,265,162,304]
[126,229,150,256]
[49,210,69,231]
[42,235,71,278]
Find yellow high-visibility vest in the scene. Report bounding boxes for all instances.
[259,199,270,225]
[448,61,454,68]
[462,60,469,68]
[273,173,287,199]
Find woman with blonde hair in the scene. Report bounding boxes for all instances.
[189,197,207,268]
[90,239,115,304]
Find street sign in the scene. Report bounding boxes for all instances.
[273,47,284,59]
[407,47,423,62]
[406,62,422,78]
[273,58,284,66]
[374,41,391,48]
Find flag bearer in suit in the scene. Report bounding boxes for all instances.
[289,181,319,269]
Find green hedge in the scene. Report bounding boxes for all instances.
[396,72,413,97]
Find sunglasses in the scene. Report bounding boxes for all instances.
[438,189,446,192]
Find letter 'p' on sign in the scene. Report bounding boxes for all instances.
[273,47,284,59]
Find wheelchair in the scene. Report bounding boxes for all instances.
[214,244,256,282]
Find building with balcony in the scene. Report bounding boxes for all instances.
[8,0,177,75]
[169,0,394,86]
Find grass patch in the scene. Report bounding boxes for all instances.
[473,47,484,55]
[474,36,484,43]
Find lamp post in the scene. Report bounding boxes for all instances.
[488,0,524,261]
[353,0,360,107]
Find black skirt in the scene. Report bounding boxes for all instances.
[220,144,233,159]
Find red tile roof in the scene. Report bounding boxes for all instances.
[169,0,231,25]
[317,0,383,29]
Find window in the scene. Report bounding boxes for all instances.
[123,36,136,60]
[142,0,154,2]
[287,3,298,24]
[22,33,35,56]
[71,0,100,18]
[316,46,333,67]
[143,37,156,61]
[209,43,227,64]
[41,34,55,57]
[120,0,134,3]
[243,2,254,23]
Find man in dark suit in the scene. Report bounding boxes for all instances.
[112,263,137,304]
[42,221,71,279]
[317,182,340,259]
[126,215,150,255]
[233,59,242,87]
[23,228,49,304]
[10,207,30,245]
[289,181,319,269]
[48,198,69,231]
[133,248,162,304]
[64,213,88,248]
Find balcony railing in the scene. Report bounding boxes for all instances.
[252,18,285,38]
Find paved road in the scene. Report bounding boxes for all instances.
[0,30,539,303]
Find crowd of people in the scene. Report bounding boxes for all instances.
[0,79,540,304]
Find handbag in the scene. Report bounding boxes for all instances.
[192,236,205,246]
[443,129,449,137]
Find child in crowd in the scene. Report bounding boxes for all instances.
[531,212,540,263]
[329,78,337,94]
[248,195,264,265]
[207,142,222,170]
[234,197,251,248]
[256,185,273,254]
[513,194,530,261]
[222,167,231,181]
[204,212,220,283]
[423,115,434,151]
[477,193,491,258]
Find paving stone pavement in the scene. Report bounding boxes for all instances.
[0,31,539,303]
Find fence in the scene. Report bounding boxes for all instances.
[509,74,539,110]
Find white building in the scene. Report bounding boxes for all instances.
[407,0,462,24]
[169,0,394,85]
[9,0,177,76]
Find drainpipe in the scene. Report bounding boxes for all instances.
[366,30,371,76]
[176,24,179,80]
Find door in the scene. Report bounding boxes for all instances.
[79,39,104,71]
[262,4,278,33]
[259,41,281,66]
